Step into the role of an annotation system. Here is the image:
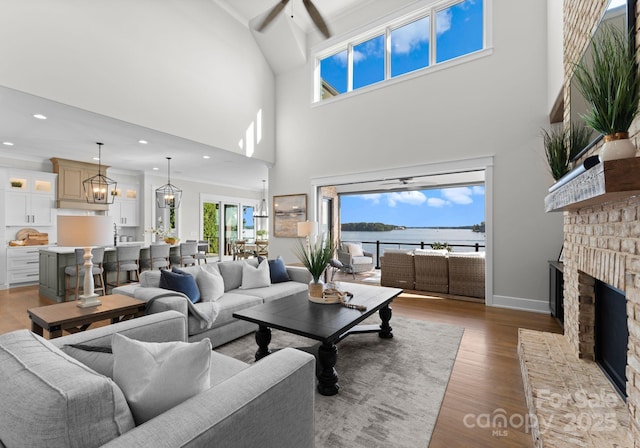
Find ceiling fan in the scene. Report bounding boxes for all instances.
[381,177,416,186]
[256,0,332,39]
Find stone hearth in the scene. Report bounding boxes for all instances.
[519,329,631,447]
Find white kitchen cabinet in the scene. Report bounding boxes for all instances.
[5,171,56,226]
[109,182,139,227]
[7,246,45,284]
[7,171,55,194]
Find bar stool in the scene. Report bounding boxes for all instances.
[64,247,106,301]
[104,245,141,291]
[140,243,170,271]
[172,242,197,267]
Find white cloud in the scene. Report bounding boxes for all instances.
[442,187,473,205]
[436,9,453,35]
[472,185,485,195]
[331,50,348,67]
[352,50,366,63]
[391,17,430,54]
[359,193,381,204]
[427,197,447,207]
[386,191,427,207]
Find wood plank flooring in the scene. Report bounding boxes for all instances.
[0,280,561,447]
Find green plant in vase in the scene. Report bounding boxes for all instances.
[293,234,334,298]
[573,24,640,161]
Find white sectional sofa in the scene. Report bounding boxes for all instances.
[114,259,311,347]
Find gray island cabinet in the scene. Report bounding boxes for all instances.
[38,244,180,302]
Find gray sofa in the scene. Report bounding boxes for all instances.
[114,259,311,347]
[0,311,316,448]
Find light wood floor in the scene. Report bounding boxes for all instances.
[0,278,561,447]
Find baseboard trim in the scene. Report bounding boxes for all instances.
[491,295,550,314]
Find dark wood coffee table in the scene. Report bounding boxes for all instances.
[28,294,146,339]
[233,283,402,396]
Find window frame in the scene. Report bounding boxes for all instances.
[312,0,492,104]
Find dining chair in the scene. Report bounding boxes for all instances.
[234,240,251,260]
[255,240,268,258]
[64,247,106,301]
[195,240,209,264]
[177,242,198,267]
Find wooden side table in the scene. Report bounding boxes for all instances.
[28,293,146,339]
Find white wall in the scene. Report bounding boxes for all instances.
[269,0,563,311]
[547,0,564,113]
[0,0,275,164]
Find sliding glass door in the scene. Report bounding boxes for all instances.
[202,202,220,257]
[201,195,259,261]
[223,204,238,259]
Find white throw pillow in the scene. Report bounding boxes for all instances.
[112,333,212,425]
[347,243,364,257]
[240,259,271,289]
[196,267,225,302]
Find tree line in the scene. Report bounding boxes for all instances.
[341,221,485,232]
[341,222,399,231]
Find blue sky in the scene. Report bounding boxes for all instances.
[340,186,485,227]
[321,0,483,93]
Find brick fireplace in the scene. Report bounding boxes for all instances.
[563,194,640,441]
[519,178,640,447]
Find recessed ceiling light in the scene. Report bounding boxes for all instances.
[203,155,211,159]
[138,140,148,144]
[152,167,159,171]
[33,114,47,120]
[2,141,14,146]
[93,157,100,161]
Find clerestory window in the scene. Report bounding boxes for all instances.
[316,0,485,102]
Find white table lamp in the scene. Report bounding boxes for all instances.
[57,215,113,308]
[298,221,318,253]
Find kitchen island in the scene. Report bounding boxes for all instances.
[39,243,181,302]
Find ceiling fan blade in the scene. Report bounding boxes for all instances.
[302,0,331,38]
[256,0,290,32]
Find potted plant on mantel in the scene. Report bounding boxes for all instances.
[294,235,334,299]
[573,24,640,161]
[542,123,592,181]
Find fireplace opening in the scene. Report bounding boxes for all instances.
[595,279,628,399]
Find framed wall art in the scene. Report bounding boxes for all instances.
[273,194,307,237]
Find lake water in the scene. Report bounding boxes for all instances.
[341,228,485,254]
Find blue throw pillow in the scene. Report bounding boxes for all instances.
[268,256,290,284]
[159,268,200,303]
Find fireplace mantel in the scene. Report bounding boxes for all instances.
[544,158,640,212]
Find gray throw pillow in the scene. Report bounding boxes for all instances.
[218,260,245,291]
[112,333,212,425]
[197,267,225,301]
[240,259,271,289]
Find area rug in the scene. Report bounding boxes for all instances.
[217,316,463,448]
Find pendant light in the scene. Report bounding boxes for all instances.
[254,179,268,219]
[155,156,182,209]
[83,142,117,204]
